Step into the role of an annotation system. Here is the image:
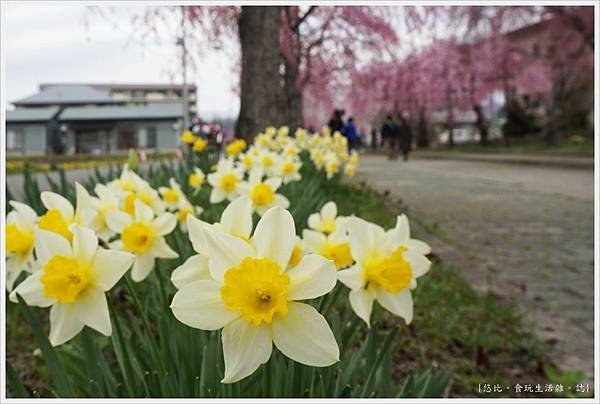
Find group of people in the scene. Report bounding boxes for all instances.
[327,109,363,151]
[381,111,413,161]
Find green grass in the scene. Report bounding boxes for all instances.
[434,137,594,157]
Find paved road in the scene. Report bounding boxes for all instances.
[355,155,595,381]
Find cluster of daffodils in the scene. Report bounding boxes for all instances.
[5,125,433,386]
[169,198,431,383]
[6,173,183,345]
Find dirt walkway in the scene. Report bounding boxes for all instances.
[355,154,595,382]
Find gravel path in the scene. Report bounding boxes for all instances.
[355,154,595,382]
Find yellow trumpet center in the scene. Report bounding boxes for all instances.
[38,209,72,241]
[251,183,275,206]
[321,241,353,270]
[364,246,412,293]
[221,257,290,325]
[188,173,204,187]
[282,161,295,175]
[193,138,207,152]
[220,173,239,192]
[41,256,94,303]
[178,207,193,223]
[6,223,34,255]
[122,222,155,254]
[288,244,303,268]
[262,155,273,167]
[163,189,180,203]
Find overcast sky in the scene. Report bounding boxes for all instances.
[4,3,239,118]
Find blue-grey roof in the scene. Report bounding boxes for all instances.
[14,85,114,106]
[6,107,60,123]
[59,103,183,121]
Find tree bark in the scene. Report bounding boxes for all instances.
[416,107,429,148]
[236,6,285,141]
[283,54,303,131]
[474,104,489,145]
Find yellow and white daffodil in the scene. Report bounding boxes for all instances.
[106,200,178,282]
[324,153,341,179]
[257,150,279,176]
[188,168,205,191]
[5,201,38,291]
[308,201,343,236]
[337,215,431,326]
[113,170,165,216]
[159,178,184,211]
[37,183,95,242]
[225,139,247,158]
[81,184,120,241]
[207,158,244,204]
[176,198,203,232]
[277,158,302,184]
[303,219,353,270]
[237,169,289,216]
[10,225,134,346]
[170,206,339,383]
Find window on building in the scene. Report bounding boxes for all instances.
[7,128,24,151]
[137,126,157,148]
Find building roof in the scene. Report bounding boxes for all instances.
[40,82,198,91]
[59,103,183,121]
[6,107,60,123]
[14,85,115,106]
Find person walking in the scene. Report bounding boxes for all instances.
[398,111,413,161]
[381,115,398,160]
[343,117,360,151]
[327,109,345,135]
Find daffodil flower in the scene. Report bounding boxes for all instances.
[278,158,302,184]
[37,183,96,242]
[106,200,178,282]
[10,225,134,346]
[237,169,290,216]
[176,197,203,232]
[308,201,343,236]
[171,206,339,383]
[258,150,279,176]
[188,168,205,191]
[5,201,38,291]
[337,215,431,326]
[159,178,184,211]
[207,158,244,204]
[81,184,120,241]
[193,137,208,152]
[180,130,197,144]
[303,219,353,270]
[225,139,247,157]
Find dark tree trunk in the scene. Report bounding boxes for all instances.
[474,104,489,146]
[236,6,285,141]
[284,60,303,132]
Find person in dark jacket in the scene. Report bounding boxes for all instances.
[398,111,413,161]
[381,115,398,160]
[343,117,360,151]
[327,109,345,135]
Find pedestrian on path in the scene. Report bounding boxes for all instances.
[398,111,413,161]
[381,115,398,160]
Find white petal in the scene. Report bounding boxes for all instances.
[10,271,55,307]
[9,201,37,229]
[376,287,414,324]
[202,224,254,282]
[273,194,290,209]
[187,215,209,255]
[337,264,365,290]
[6,255,26,291]
[405,238,432,255]
[346,216,374,263]
[131,254,155,282]
[134,200,154,223]
[307,213,321,230]
[171,280,239,330]
[49,303,84,346]
[221,318,272,383]
[272,302,339,367]
[301,230,327,253]
[220,196,253,239]
[41,192,74,221]
[70,225,98,266]
[105,211,132,234]
[349,288,375,326]
[171,254,211,289]
[152,213,177,236]
[76,288,111,336]
[265,177,282,190]
[34,229,72,268]
[210,188,226,204]
[252,206,295,268]
[92,249,135,290]
[403,250,431,278]
[150,237,179,259]
[321,201,337,221]
[287,254,337,301]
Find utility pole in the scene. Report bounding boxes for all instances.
[178,6,190,131]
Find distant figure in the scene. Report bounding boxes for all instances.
[328,109,345,134]
[398,111,413,161]
[381,115,398,160]
[343,117,360,151]
[370,127,378,150]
